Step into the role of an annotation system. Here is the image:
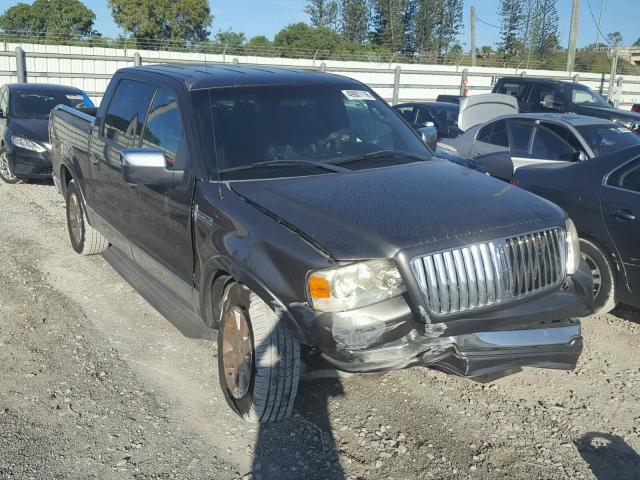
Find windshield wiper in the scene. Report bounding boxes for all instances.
[327,149,432,166]
[219,159,349,174]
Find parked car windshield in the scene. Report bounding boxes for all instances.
[577,124,640,156]
[567,84,610,108]
[193,84,431,179]
[10,90,94,119]
[429,103,460,136]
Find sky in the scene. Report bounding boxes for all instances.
[3,0,639,48]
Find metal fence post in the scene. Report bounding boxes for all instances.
[320,62,326,72]
[573,74,579,83]
[392,66,401,105]
[133,52,142,66]
[459,68,468,96]
[615,76,624,108]
[15,47,27,83]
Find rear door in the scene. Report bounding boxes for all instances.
[602,159,640,295]
[470,119,510,157]
[127,85,196,304]
[90,78,154,253]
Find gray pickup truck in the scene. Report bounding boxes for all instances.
[50,65,593,423]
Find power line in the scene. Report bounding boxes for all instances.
[477,18,500,29]
[585,0,614,47]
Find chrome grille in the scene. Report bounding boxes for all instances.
[411,228,566,316]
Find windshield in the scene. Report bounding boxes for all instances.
[568,84,610,108]
[577,124,640,156]
[192,84,431,179]
[10,90,93,119]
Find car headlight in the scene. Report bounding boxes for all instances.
[565,218,581,275]
[12,135,47,153]
[307,259,406,312]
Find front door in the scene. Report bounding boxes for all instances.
[601,159,640,295]
[512,124,577,170]
[90,78,154,253]
[127,86,196,305]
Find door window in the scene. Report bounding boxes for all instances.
[415,108,436,127]
[142,88,186,170]
[103,79,153,147]
[608,160,640,193]
[477,120,508,147]
[496,81,527,101]
[507,120,535,155]
[395,106,415,124]
[530,126,576,161]
[540,122,584,153]
[527,83,563,110]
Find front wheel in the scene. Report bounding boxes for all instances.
[65,179,108,255]
[580,238,617,315]
[218,283,300,423]
[0,148,23,184]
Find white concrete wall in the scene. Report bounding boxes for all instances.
[1,42,639,109]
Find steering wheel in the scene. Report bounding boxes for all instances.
[319,128,361,155]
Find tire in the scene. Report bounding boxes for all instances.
[580,238,617,315]
[0,147,23,184]
[217,282,300,423]
[65,179,108,256]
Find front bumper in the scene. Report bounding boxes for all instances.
[7,149,53,179]
[298,259,592,379]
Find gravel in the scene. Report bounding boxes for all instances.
[1,180,639,479]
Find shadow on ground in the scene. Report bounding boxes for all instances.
[576,432,640,480]
[610,305,640,325]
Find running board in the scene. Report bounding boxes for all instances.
[103,246,217,340]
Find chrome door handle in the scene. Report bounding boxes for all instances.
[611,210,636,221]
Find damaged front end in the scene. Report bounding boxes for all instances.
[296,223,593,381]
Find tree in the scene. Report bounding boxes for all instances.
[274,22,344,57]
[0,0,95,40]
[634,38,640,47]
[480,45,493,59]
[372,0,408,52]
[305,0,339,29]
[498,0,524,59]
[606,31,623,47]
[433,0,463,57]
[340,0,370,44]
[107,0,212,47]
[247,36,272,48]
[214,30,246,48]
[530,0,559,56]
[413,0,443,56]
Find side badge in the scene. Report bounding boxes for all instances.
[194,204,213,226]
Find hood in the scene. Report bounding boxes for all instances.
[574,105,640,123]
[230,161,564,260]
[8,118,50,143]
[458,94,518,131]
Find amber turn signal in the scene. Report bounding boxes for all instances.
[308,274,331,299]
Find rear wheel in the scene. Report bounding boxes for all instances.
[65,179,108,255]
[580,238,617,315]
[0,148,23,184]
[217,283,300,423]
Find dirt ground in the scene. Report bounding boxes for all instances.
[0,180,639,480]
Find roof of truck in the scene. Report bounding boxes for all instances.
[121,64,363,90]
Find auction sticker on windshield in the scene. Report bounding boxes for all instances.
[342,90,376,101]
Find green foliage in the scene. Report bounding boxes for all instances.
[340,0,369,44]
[214,30,246,48]
[499,0,524,59]
[107,0,212,48]
[634,38,640,47]
[0,0,96,40]
[372,0,408,52]
[305,0,339,29]
[274,22,344,57]
[247,36,272,48]
[606,31,623,47]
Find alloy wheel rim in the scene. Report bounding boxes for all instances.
[68,192,83,244]
[222,307,254,400]
[0,152,16,180]
[582,253,602,298]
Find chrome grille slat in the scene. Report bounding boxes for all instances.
[411,227,566,317]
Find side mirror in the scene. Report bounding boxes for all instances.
[417,126,438,151]
[121,148,184,186]
[573,150,588,162]
[608,99,615,107]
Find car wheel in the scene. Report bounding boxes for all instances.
[0,147,23,184]
[65,179,109,255]
[218,282,300,423]
[580,238,617,315]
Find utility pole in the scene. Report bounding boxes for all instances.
[608,48,619,102]
[595,0,604,47]
[470,5,477,67]
[567,0,580,72]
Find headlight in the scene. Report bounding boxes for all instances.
[12,135,47,153]
[307,259,405,312]
[565,218,581,275]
